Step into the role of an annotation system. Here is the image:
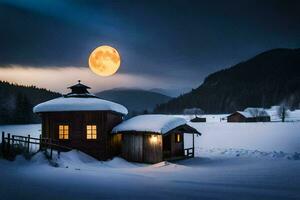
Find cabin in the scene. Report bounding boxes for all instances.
[33,81,128,160]
[33,81,200,163]
[227,111,271,122]
[112,115,201,163]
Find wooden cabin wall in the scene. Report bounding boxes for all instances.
[106,112,123,157]
[143,134,163,163]
[121,133,163,163]
[41,114,50,138]
[227,113,246,122]
[122,133,143,162]
[170,132,184,157]
[161,132,184,159]
[246,116,271,122]
[40,111,123,160]
[110,134,122,157]
[227,113,271,123]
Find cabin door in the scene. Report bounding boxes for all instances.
[163,134,171,159]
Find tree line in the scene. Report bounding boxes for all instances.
[154,48,300,114]
[0,81,60,124]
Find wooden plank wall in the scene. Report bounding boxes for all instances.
[106,112,123,157]
[121,133,163,163]
[110,134,122,157]
[121,134,143,162]
[170,132,184,157]
[143,134,162,163]
[40,111,123,160]
[227,113,246,122]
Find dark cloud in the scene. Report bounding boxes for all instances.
[0,0,299,88]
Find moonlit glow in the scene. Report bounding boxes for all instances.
[0,65,183,93]
[88,45,121,77]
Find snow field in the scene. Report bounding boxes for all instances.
[0,121,300,199]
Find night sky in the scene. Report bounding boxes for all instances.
[0,0,299,93]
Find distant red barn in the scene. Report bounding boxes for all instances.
[227,111,270,122]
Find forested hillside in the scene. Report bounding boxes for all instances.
[0,81,60,124]
[155,48,300,114]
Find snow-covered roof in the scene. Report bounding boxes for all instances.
[236,111,253,118]
[233,109,270,118]
[33,97,128,115]
[112,115,194,134]
[244,107,269,117]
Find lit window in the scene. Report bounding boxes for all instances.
[150,134,158,144]
[59,125,69,140]
[87,125,97,139]
[176,133,181,143]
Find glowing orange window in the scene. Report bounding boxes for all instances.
[175,133,181,143]
[86,125,97,139]
[59,125,69,140]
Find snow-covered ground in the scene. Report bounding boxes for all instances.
[1,149,299,200]
[0,122,300,199]
[186,122,300,153]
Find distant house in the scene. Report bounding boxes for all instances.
[33,81,128,160]
[190,116,206,123]
[227,109,271,122]
[112,115,201,163]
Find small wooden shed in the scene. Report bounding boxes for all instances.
[33,81,128,160]
[112,115,201,163]
[190,116,206,123]
[227,111,270,122]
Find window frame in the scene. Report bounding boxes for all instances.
[58,124,69,140]
[86,124,97,140]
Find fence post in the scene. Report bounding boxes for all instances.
[7,133,10,154]
[192,134,195,158]
[11,135,15,155]
[1,132,5,155]
[27,134,30,153]
[39,134,42,151]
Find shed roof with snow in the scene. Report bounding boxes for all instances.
[112,114,200,135]
[235,111,253,118]
[244,107,269,117]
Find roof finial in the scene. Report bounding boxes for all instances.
[78,80,81,83]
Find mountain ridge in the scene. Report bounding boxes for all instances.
[154,48,300,114]
[96,88,171,115]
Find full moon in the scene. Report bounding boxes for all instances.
[88,45,121,77]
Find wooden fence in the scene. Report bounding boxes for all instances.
[1,131,72,159]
